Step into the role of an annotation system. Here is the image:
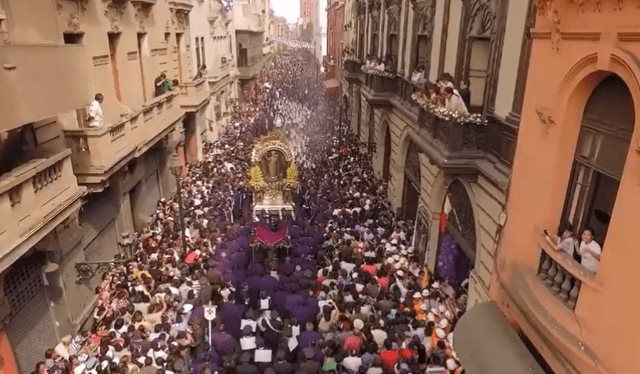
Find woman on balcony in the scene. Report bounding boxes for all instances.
[443,87,468,115]
[579,228,601,273]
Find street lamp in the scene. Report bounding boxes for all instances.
[118,231,135,260]
[169,153,188,252]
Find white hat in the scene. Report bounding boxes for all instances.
[436,328,446,339]
[420,303,428,311]
[353,319,364,330]
[393,255,400,261]
[431,308,439,316]
[407,247,415,253]
[432,281,440,288]
[447,332,454,345]
[421,289,430,297]
[394,263,402,270]
[74,364,86,374]
[396,270,405,277]
[400,250,407,255]
[444,310,453,319]
[183,304,193,313]
[387,258,395,264]
[391,239,398,245]
[427,312,436,322]
[446,359,458,371]
[438,305,446,314]
[413,292,421,299]
[439,319,449,328]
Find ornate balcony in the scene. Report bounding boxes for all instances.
[418,109,486,154]
[343,60,363,83]
[179,78,210,112]
[63,92,184,187]
[0,150,86,272]
[536,233,600,310]
[0,44,92,132]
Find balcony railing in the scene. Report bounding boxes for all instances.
[179,78,210,111]
[536,233,601,311]
[417,108,486,153]
[0,149,85,256]
[63,92,183,184]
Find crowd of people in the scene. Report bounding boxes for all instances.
[36,46,468,374]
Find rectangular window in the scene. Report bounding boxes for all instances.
[200,36,206,67]
[137,33,148,102]
[63,32,84,45]
[108,33,121,102]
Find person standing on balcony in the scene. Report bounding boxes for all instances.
[458,79,471,111]
[443,87,468,115]
[88,93,104,128]
[579,228,602,273]
[155,73,167,97]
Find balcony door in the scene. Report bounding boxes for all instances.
[382,125,391,182]
[561,75,634,246]
[402,141,421,220]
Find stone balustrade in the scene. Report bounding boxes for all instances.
[536,233,601,310]
[0,150,85,258]
[63,92,183,185]
[179,78,210,111]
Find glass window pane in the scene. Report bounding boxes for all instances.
[585,173,619,244]
[593,135,630,179]
[576,129,595,159]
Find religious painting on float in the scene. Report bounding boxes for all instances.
[248,131,299,207]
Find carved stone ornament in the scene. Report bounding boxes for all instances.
[104,0,126,32]
[134,3,152,31]
[386,0,400,9]
[537,0,550,15]
[370,11,380,31]
[357,0,366,16]
[387,7,400,33]
[551,8,560,50]
[416,0,435,35]
[467,0,496,37]
[68,13,81,30]
[176,9,188,29]
[535,105,556,136]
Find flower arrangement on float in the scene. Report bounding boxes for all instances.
[286,163,299,189]
[344,55,362,63]
[360,65,396,79]
[411,92,488,125]
[249,166,266,189]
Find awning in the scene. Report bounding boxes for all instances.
[454,302,547,374]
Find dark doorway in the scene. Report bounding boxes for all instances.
[382,126,391,182]
[402,141,421,220]
[108,32,122,101]
[137,33,148,102]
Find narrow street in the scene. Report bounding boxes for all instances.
[50,47,465,374]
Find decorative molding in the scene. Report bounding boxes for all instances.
[93,54,110,66]
[467,0,496,37]
[127,51,138,60]
[559,31,600,41]
[618,32,640,42]
[530,29,551,39]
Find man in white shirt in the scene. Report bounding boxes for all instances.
[88,93,104,128]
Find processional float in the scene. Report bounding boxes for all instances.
[248,130,299,249]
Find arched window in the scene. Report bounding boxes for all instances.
[561,75,635,245]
